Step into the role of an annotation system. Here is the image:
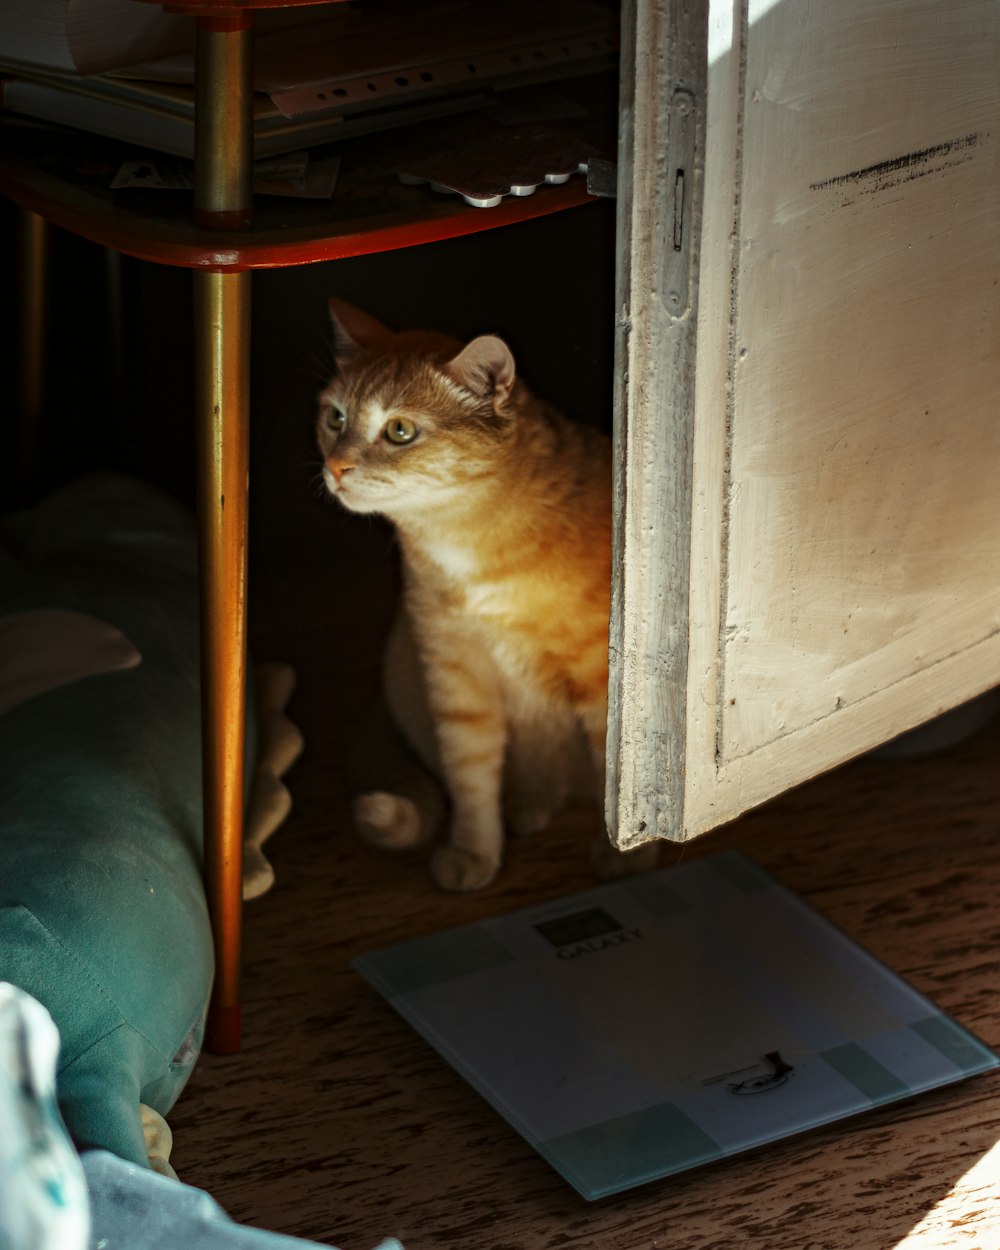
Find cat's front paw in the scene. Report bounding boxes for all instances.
[431,846,499,891]
[590,835,660,880]
[354,791,427,850]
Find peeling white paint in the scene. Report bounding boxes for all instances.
[613,0,1000,844]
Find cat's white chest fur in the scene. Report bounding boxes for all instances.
[424,545,513,621]
[422,538,479,585]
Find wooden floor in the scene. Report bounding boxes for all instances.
[167,519,1000,1250]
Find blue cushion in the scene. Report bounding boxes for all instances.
[0,475,234,1167]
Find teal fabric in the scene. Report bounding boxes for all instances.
[0,475,235,1168]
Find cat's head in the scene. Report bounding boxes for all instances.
[317,299,519,519]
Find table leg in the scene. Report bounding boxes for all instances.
[195,268,250,1056]
[192,12,254,1056]
[104,248,127,427]
[16,208,50,490]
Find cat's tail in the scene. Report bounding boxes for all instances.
[353,770,446,852]
[346,677,447,852]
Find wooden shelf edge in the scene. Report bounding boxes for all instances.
[0,150,598,270]
[147,0,347,9]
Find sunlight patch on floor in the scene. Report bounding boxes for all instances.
[894,1138,1000,1248]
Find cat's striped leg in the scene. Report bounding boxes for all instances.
[431,727,507,890]
[502,713,571,836]
[425,663,508,891]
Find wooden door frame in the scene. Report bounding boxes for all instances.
[607,0,710,849]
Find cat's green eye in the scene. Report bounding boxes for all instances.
[327,408,347,432]
[385,416,418,445]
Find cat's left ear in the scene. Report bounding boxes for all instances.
[443,336,516,408]
[329,298,393,364]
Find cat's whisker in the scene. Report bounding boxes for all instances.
[285,336,337,388]
[309,472,331,502]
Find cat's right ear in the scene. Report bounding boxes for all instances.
[443,336,516,408]
[328,298,392,364]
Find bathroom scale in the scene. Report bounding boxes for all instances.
[353,851,998,1199]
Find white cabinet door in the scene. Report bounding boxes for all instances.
[608,0,1000,848]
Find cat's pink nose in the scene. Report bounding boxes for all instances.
[327,458,353,484]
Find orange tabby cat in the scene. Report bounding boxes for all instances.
[317,298,656,890]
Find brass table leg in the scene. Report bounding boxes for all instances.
[104,248,127,427]
[16,208,50,490]
[193,12,254,1055]
[195,269,250,1056]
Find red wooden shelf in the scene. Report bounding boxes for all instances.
[0,122,598,270]
[151,0,350,10]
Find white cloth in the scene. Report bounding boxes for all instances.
[0,982,90,1250]
[1,982,404,1250]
